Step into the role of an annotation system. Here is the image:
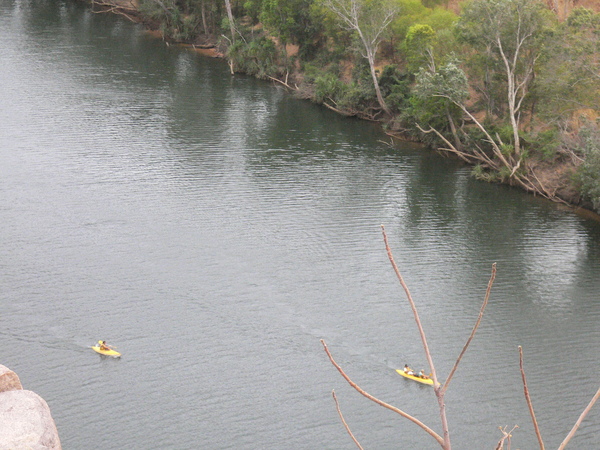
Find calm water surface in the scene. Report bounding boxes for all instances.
[1,1,599,448]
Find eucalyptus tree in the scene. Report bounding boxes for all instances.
[455,0,552,157]
[322,0,400,115]
[404,23,436,72]
[413,59,562,201]
[224,0,236,42]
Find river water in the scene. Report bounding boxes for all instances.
[1,1,599,449]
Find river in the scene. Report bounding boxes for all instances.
[1,1,599,448]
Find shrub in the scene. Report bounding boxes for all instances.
[575,124,600,212]
[314,72,347,104]
[227,37,280,79]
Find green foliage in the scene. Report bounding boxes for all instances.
[414,59,468,104]
[243,0,263,22]
[455,0,553,122]
[175,14,200,40]
[527,128,560,161]
[404,23,436,72]
[406,23,436,48]
[260,0,320,46]
[421,0,445,7]
[378,65,411,112]
[313,72,347,103]
[535,7,600,123]
[495,124,515,146]
[227,37,280,78]
[566,7,598,28]
[455,0,550,49]
[339,81,376,110]
[472,164,501,182]
[498,165,513,180]
[395,6,458,72]
[390,0,429,40]
[575,124,600,212]
[139,0,173,22]
[139,0,202,41]
[423,7,458,31]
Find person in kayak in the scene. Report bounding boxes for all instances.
[418,369,430,379]
[404,364,416,375]
[99,340,111,351]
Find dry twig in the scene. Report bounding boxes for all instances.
[332,390,363,450]
[321,339,444,446]
[495,425,518,450]
[442,263,497,394]
[381,225,451,448]
[519,346,545,450]
[558,385,600,450]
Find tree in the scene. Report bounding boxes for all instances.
[260,0,319,48]
[322,0,399,115]
[456,0,552,156]
[404,23,436,72]
[413,59,565,201]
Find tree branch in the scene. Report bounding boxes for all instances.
[519,346,545,450]
[321,339,445,446]
[381,225,440,388]
[441,263,496,395]
[332,390,364,450]
[495,425,519,450]
[558,385,600,450]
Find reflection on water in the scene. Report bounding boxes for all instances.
[1,1,599,449]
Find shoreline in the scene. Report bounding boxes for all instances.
[88,0,600,221]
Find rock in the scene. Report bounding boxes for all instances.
[0,364,23,392]
[0,390,62,449]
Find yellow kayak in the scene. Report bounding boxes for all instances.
[396,369,433,385]
[92,346,121,357]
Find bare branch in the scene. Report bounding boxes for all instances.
[558,385,600,450]
[519,346,545,450]
[442,263,496,394]
[267,76,297,91]
[381,225,440,388]
[321,339,445,446]
[415,124,495,167]
[332,390,364,450]
[495,425,518,450]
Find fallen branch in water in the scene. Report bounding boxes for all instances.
[267,75,296,91]
[91,0,138,21]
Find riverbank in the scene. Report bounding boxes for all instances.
[86,0,599,217]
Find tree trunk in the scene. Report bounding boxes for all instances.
[224,0,235,42]
[446,106,462,151]
[368,56,389,115]
[360,36,389,115]
[201,1,208,35]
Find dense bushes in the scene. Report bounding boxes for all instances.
[227,37,280,79]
